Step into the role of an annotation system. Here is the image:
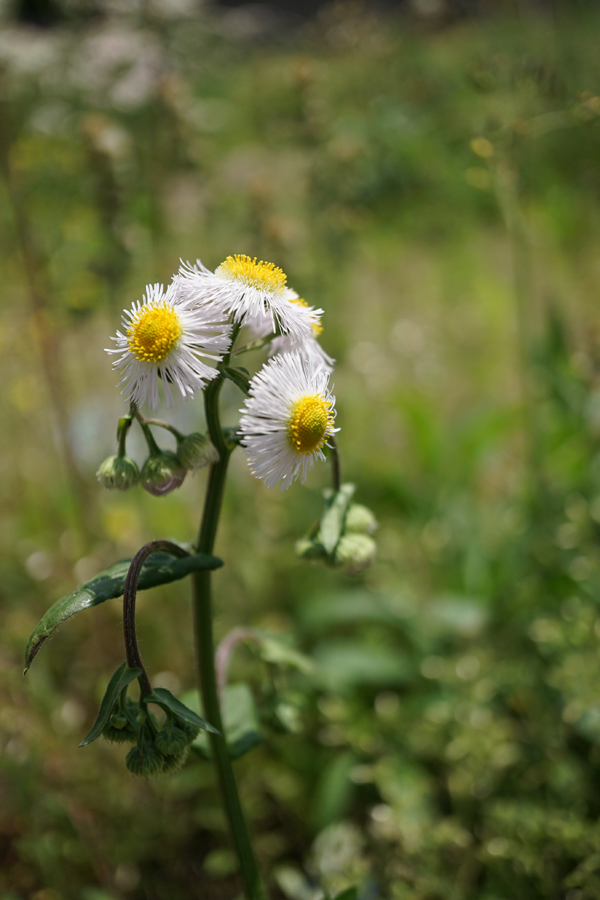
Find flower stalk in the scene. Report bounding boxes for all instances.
[192,370,267,900]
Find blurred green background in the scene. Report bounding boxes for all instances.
[3,1,600,898]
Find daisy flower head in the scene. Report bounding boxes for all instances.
[239,351,338,490]
[268,296,335,374]
[107,280,231,410]
[178,256,323,341]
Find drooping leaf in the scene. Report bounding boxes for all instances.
[24,549,222,672]
[219,365,251,395]
[79,663,142,747]
[189,683,263,760]
[318,483,355,555]
[145,687,219,734]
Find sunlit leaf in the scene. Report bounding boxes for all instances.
[24,549,222,672]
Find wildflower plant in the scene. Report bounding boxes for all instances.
[24,253,376,899]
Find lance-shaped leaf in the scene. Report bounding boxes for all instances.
[317,483,355,555]
[79,663,142,747]
[145,687,219,735]
[24,549,222,673]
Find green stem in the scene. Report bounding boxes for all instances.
[329,435,342,493]
[192,374,266,900]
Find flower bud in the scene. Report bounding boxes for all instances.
[154,719,194,756]
[159,746,189,773]
[176,432,219,471]
[141,451,186,496]
[126,742,164,777]
[334,534,376,576]
[295,538,327,561]
[345,504,378,535]
[96,455,139,491]
[102,713,137,745]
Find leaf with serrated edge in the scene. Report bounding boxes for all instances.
[318,483,355,555]
[24,549,222,673]
[145,687,219,734]
[79,664,142,747]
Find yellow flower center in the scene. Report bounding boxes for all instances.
[217,254,287,293]
[288,395,332,455]
[289,296,323,336]
[127,305,182,363]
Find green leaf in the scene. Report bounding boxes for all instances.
[145,687,219,734]
[189,683,263,760]
[24,549,222,673]
[219,365,251,395]
[318,483,355,555]
[79,663,142,747]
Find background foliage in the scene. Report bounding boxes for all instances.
[2,1,600,898]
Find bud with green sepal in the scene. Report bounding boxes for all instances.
[154,714,199,756]
[296,483,377,574]
[126,740,165,777]
[96,414,139,490]
[102,706,138,745]
[344,503,378,535]
[176,431,219,471]
[334,533,377,575]
[139,423,186,496]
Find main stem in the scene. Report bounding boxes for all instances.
[192,376,266,900]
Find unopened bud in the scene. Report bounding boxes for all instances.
[177,432,219,471]
[159,746,189,773]
[97,455,139,491]
[102,713,137,745]
[154,720,193,756]
[141,451,186,496]
[295,538,326,561]
[334,534,376,575]
[345,504,378,535]
[126,742,164,777]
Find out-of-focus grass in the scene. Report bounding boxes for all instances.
[2,3,600,898]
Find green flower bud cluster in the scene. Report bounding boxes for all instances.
[101,695,199,778]
[97,415,217,497]
[296,486,378,576]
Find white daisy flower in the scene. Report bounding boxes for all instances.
[178,255,323,341]
[268,297,335,373]
[243,291,334,372]
[107,280,231,410]
[239,351,338,490]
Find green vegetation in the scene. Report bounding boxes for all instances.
[2,3,600,897]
